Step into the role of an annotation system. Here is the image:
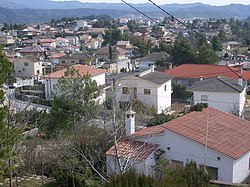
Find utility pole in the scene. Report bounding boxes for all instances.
[112,78,122,174]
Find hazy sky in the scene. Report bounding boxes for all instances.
[72,0,250,6]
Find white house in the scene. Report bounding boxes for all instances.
[188,76,247,117]
[115,68,172,114]
[43,64,107,102]
[13,56,44,79]
[0,35,14,46]
[40,39,56,48]
[55,37,69,48]
[106,107,250,184]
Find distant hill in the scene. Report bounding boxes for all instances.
[0,7,135,24]
[0,1,250,24]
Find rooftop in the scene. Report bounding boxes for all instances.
[164,64,250,81]
[135,107,250,160]
[18,45,45,53]
[188,76,246,93]
[43,64,106,79]
[106,139,159,161]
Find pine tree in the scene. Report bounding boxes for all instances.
[0,46,19,183]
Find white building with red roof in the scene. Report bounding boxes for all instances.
[106,107,250,184]
[43,64,106,101]
[165,64,250,87]
[40,39,56,48]
[188,76,247,117]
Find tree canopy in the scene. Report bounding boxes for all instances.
[45,68,100,136]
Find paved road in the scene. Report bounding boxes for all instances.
[4,88,51,112]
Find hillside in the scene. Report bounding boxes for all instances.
[0,1,250,24]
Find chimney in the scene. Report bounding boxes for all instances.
[168,63,172,69]
[200,76,203,81]
[239,66,242,74]
[125,109,136,137]
[238,76,243,87]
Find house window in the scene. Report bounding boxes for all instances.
[133,87,137,99]
[24,62,29,66]
[71,61,75,63]
[144,89,151,95]
[37,70,40,74]
[201,95,208,101]
[164,85,167,91]
[171,160,184,170]
[62,60,66,63]
[122,87,129,94]
[199,165,218,180]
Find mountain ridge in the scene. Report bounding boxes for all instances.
[0,1,250,24]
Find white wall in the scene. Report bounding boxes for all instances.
[116,76,158,112]
[44,72,106,100]
[239,86,247,117]
[233,151,250,183]
[193,90,246,116]
[138,131,235,183]
[14,58,43,78]
[116,76,171,113]
[106,152,156,176]
[157,80,172,112]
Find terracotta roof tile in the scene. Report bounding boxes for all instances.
[165,64,250,81]
[134,107,250,159]
[133,125,165,137]
[43,64,106,79]
[106,139,159,161]
[19,46,45,53]
[160,107,250,159]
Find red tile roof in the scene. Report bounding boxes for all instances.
[40,39,56,43]
[133,125,165,137]
[164,64,250,81]
[48,53,66,58]
[106,139,159,161]
[135,107,250,160]
[43,64,106,79]
[19,46,45,53]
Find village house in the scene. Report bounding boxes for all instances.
[165,64,250,87]
[65,35,80,46]
[18,45,45,58]
[55,37,69,48]
[57,53,97,67]
[43,64,107,102]
[106,107,250,184]
[115,67,172,114]
[115,41,134,53]
[138,51,172,70]
[13,55,44,79]
[95,46,129,62]
[0,35,15,46]
[188,76,247,117]
[40,38,56,48]
[18,39,38,48]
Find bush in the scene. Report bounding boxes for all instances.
[172,84,192,100]
[147,113,175,127]
[190,103,208,112]
[105,162,215,187]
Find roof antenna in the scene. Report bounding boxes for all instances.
[203,107,209,175]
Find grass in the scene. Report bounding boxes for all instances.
[2,178,58,187]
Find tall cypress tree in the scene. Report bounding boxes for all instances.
[0,46,16,183]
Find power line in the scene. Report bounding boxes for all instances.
[147,0,236,56]
[121,0,158,24]
[120,0,227,61]
[120,0,201,50]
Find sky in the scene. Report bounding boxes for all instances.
[70,0,250,6]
